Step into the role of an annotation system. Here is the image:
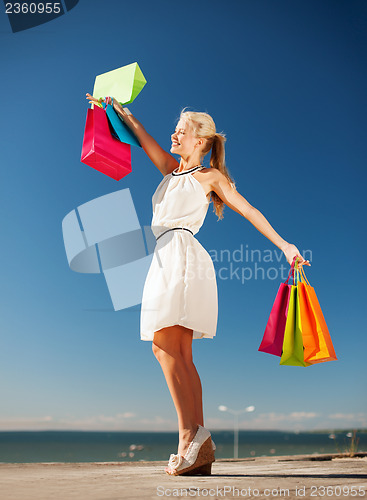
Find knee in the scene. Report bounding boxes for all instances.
[152,342,170,363]
[152,342,162,360]
[152,342,181,364]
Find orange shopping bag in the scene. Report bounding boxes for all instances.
[297,266,337,364]
[297,278,319,361]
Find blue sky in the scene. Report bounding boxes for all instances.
[0,0,366,432]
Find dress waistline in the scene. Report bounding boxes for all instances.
[155,227,194,241]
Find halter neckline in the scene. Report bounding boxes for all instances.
[171,165,204,176]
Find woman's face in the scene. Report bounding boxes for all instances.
[170,119,202,158]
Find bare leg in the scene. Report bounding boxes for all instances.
[180,333,204,427]
[152,324,203,457]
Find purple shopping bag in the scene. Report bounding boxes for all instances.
[258,257,297,356]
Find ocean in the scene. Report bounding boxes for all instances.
[0,430,365,463]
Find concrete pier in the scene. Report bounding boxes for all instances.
[0,453,366,499]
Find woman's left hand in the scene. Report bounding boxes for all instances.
[86,93,104,105]
[282,243,311,267]
[85,94,116,106]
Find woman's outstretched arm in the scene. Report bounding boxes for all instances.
[85,94,178,176]
[210,169,310,267]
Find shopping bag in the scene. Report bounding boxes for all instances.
[258,259,296,356]
[280,283,311,367]
[297,278,319,361]
[81,104,132,181]
[105,103,141,148]
[298,266,337,364]
[93,62,147,105]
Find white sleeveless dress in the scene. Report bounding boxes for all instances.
[140,165,218,341]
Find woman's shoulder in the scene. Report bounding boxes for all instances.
[200,166,221,180]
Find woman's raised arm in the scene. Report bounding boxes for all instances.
[210,169,311,267]
[86,94,178,177]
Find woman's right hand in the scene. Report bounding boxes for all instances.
[282,243,311,268]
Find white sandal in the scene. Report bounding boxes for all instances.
[165,425,215,476]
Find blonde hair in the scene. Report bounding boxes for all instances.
[179,110,236,220]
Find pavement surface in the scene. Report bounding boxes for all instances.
[0,453,366,500]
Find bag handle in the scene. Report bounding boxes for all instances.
[294,262,311,286]
[100,96,113,110]
[295,266,300,286]
[285,256,298,285]
[298,265,311,286]
[286,257,313,287]
[94,97,105,109]
[294,257,301,286]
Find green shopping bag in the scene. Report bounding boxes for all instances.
[93,62,147,105]
[280,285,311,367]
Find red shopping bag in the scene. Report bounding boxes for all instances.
[81,104,132,181]
[258,257,297,356]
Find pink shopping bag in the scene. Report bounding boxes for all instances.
[258,257,297,356]
[81,104,132,181]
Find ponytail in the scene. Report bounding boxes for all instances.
[209,133,237,221]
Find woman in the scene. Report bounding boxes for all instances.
[86,94,310,476]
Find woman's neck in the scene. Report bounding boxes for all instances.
[178,156,202,172]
